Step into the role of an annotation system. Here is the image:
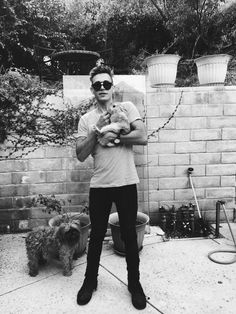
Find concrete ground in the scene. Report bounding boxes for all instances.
[0,224,236,314]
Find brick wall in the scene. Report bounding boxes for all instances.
[145,85,236,224]
[0,76,236,230]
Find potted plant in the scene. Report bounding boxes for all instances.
[108,212,149,255]
[144,53,181,88]
[194,54,232,86]
[32,194,90,257]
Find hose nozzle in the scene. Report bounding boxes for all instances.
[187,167,194,175]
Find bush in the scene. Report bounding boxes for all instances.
[0,68,94,159]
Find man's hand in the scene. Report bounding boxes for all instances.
[96,112,111,129]
[97,132,118,147]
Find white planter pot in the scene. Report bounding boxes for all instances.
[144,54,181,88]
[195,54,231,86]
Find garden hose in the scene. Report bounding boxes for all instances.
[208,202,236,264]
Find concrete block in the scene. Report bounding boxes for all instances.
[65,182,90,194]
[146,155,158,166]
[207,164,236,176]
[176,141,206,153]
[206,187,235,199]
[0,185,29,197]
[147,117,175,130]
[146,105,159,117]
[23,147,45,159]
[147,165,175,178]
[174,188,205,200]
[0,173,12,185]
[191,153,221,165]
[208,90,228,104]
[46,171,67,183]
[148,142,175,154]
[191,129,221,141]
[159,154,189,165]
[221,176,236,187]
[190,104,207,116]
[198,198,235,212]
[0,197,13,209]
[63,193,89,205]
[224,104,236,115]
[149,189,174,201]
[182,91,209,105]
[45,146,73,158]
[159,104,179,118]
[159,130,190,142]
[146,92,176,106]
[207,117,236,128]
[12,171,46,184]
[223,89,236,103]
[176,117,207,129]
[205,104,223,116]
[189,176,220,188]
[68,170,92,182]
[222,152,236,163]
[222,128,236,140]
[13,196,32,208]
[139,178,158,191]
[28,183,64,195]
[159,177,189,189]
[207,140,236,152]
[0,160,28,172]
[175,165,205,176]
[29,158,62,171]
[175,105,192,117]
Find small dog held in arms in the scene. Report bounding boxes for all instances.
[96,102,130,146]
[25,222,81,277]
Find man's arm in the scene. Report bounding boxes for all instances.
[76,130,97,162]
[120,119,147,145]
[76,111,112,161]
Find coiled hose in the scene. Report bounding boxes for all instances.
[208,203,236,264]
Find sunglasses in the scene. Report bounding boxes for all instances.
[91,80,113,91]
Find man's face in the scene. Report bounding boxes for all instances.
[90,73,113,103]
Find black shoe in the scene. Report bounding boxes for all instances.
[128,281,146,310]
[77,278,97,305]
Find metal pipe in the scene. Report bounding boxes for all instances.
[187,168,202,218]
[215,201,221,238]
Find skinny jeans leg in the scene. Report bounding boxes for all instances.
[85,188,112,280]
[114,184,140,282]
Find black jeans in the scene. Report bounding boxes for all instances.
[85,184,140,282]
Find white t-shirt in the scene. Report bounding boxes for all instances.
[77,101,141,188]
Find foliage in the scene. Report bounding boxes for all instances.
[31,193,89,224]
[0,68,94,159]
[0,0,236,76]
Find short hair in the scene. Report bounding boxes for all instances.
[89,65,113,82]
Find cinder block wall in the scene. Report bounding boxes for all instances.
[0,146,93,230]
[1,79,236,230]
[145,86,236,224]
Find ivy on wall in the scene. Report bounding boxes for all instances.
[0,68,94,159]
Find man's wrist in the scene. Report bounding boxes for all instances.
[91,124,100,135]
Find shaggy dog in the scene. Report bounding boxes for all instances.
[97,102,130,146]
[25,222,81,277]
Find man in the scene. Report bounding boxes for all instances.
[76,65,147,310]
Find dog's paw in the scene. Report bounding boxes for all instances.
[29,270,38,277]
[63,270,72,276]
